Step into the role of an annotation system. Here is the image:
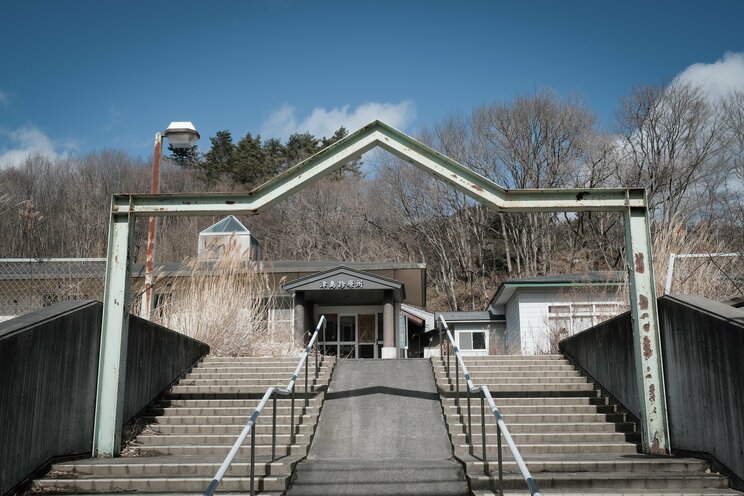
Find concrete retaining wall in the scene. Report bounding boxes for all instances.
[559,310,640,420]
[559,295,744,489]
[658,295,744,488]
[0,300,209,496]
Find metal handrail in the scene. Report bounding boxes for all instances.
[204,315,327,496]
[438,315,542,496]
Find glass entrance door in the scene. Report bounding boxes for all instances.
[316,307,382,358]
[338,315,356,358]
[358,314,376,358]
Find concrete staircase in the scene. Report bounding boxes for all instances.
[434,354,741,495]
[31,355,334,495]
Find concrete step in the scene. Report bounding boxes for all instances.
[443,402,618,415]
[125,443,307,457]
[446,412,626,424]
[145,414,318,425]
[201,356,309,362]
[33,475,287,493]
[434,369,582,378]
[149,405,319,416]
[435,364,577,372]
[184,371,331,380]
[135,432,310,446]
[150,423,315,435]
[440,354,567,362]
[440,382,595,392]
[176,378,329,387]
[166,384,329,397]
[449,421,633,434]
[156,397,322,408]
[455,442,640,456]
[468,471,732,491]
[439,376,589,385]
[451,431,630,444]
[457,453,711,474]
[441,396,606,406]
[51,455,302,478]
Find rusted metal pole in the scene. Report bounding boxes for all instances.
[141,132,162,320]
[624,205,670,454]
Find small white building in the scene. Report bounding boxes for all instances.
[435,311,505,357]
[198,216,262,261]
[486,271,626,354]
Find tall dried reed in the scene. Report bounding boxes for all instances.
[154,247,299,357]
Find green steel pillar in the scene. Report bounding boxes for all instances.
[624,205,670,455]
[92,209,135,457]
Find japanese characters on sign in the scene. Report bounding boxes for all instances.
[319,279,364,289]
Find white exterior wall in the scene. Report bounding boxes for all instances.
[515,288,623,354]
[504,296,521,354]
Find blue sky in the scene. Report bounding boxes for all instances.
[1,0,743,164]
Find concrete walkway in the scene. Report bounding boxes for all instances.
[287,359,469,496]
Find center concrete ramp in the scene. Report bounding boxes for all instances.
[287,359,469,496]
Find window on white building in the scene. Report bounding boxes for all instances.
[547,302,622,335]
[457,330,486,350]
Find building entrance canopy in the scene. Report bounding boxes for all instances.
[284,266,405,306]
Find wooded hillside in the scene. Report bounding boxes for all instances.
[2,86,742,311]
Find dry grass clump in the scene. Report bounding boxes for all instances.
[155,247,300,357]
[652,215,743,301]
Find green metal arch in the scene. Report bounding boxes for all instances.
[94,120,669,459]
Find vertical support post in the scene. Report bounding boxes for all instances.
[480,393,487,468]
[455,359,460,410]
[624,206,670,455]
[497,425,503,496]
[290,389,296,446]
[93,209,135,457]
[271,393,277,462]
[250,426,256,496]
[382,291,396,358]
[466,390,472,445]
[305,351,309,407]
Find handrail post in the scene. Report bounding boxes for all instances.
[497,423,503,496]
[467,389,472,446]
[271,392,277,462]
[290,389,296,446]
[315,342,319,380]
[305,347,309,408]
[481,391,487,469]
[446,341,451,377]
[455,358,460,411]
[250,424,256,496]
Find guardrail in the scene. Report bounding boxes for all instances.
[438,315,542,496]
[204,316,327,496]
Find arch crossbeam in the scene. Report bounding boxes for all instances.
[93,120,669,459]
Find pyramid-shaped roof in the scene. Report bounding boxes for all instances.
[199,215,249,235]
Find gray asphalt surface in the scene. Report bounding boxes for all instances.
[287,359,469,495]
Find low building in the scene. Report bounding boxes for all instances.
[485,271,626,354]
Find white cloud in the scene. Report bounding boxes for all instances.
[673,52,744,102]
[262,100,416,140]
[0,126,75,168]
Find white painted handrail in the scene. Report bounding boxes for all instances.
[438,315,542,496]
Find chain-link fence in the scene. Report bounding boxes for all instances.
[0,258,165,322]
[0,258,108,321]
[664,252,744,303]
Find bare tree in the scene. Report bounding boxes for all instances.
[616,83,725,225]
[472,89,597,276]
